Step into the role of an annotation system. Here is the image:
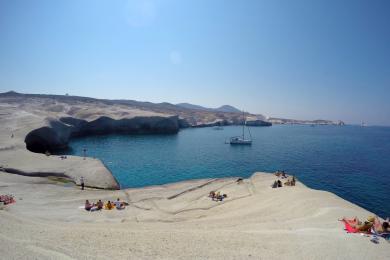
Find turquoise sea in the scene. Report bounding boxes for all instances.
[67,125,390,218]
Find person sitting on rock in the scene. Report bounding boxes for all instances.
[117,202,125,210]
[215,193,227,201]
[374,216,390,234]
[96,200,103,210]
[85,200,92,211]
[114,198,125,210]
[105,201,114,210]
[214,191,221,201]
[291,176,296,186]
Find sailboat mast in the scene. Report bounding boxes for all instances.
[242,111,245,139]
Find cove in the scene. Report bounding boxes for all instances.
[67,125,390,218]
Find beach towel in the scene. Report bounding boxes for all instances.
[371,227,390,240]
[0,195,15,205]
[342,220,360,233]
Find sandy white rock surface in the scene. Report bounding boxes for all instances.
[0,172,389,260]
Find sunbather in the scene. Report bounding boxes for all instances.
[85,200,92,211]
[114,198,125,210]
[215,193,227,201]
[214,191,221,201]
[284,176,296,186]
[105,201,114,210]
[95,200,103,210]
[291,176,296,186]
[373,217,390,234]
[342,216,375,232]
[342,216,359,226]
[0,195,15,205]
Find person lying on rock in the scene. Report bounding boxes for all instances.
[343,216,375,232]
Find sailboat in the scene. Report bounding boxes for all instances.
[229,112,252,145]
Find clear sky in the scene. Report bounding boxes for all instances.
[0,0,389,125]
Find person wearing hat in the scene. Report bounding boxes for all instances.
[346,216,375,232]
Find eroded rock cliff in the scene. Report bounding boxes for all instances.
[25,115,179,153]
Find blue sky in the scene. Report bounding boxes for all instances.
[0,0,389,125]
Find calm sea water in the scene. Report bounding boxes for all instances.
[67,125,390,218]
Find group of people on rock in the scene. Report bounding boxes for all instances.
[84,198,128,211]
[342,216,390,234]
[275,170,288,179]
[209,191,227,201]
[272,171,296,188]
[272,180,283,188]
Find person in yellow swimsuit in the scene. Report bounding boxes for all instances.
[105,201,114,210]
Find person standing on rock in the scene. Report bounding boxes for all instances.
[80,176,85,190]
[83,148,87,160]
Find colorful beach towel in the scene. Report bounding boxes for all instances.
[371,227,390,240]
[0,195,15,205]
[342,220,360,233]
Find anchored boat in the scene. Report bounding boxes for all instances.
[229,112,252,145]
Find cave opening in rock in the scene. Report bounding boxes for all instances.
[24,127,67,154]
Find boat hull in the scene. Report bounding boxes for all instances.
[230,141,252,145]
[229,137,252,145]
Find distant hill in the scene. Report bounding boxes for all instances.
[0,91,268,127]
[176,103,210,111]
[216,105,241,113]
[176,103,241,113]
[0,91,344,127]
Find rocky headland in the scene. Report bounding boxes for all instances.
[0,91,271,189]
